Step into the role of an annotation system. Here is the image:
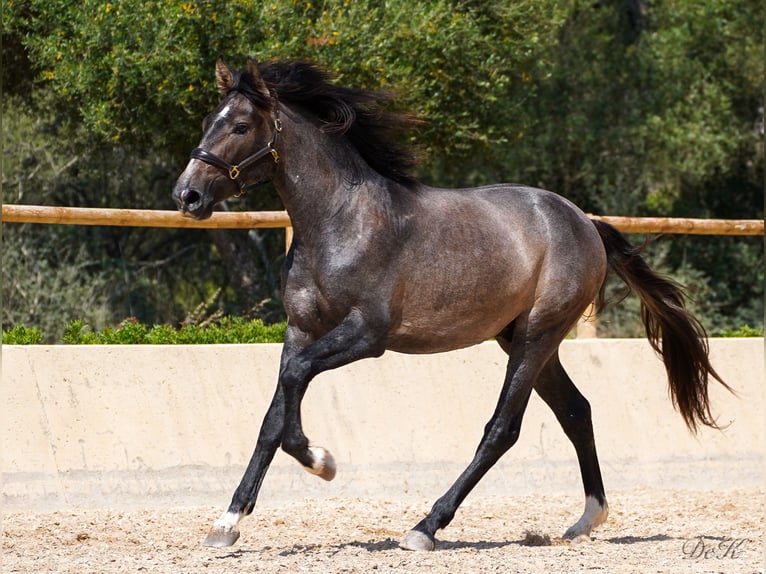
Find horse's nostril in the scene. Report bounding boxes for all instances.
[182,188,202,207]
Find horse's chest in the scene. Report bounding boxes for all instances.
[282,264,362,336]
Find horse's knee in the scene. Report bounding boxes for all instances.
[281,434,309,460]
[500,424,522,448]
[280,355,311,388]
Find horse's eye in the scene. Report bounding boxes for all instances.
[233,123,249,135]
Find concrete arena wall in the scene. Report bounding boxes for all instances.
[2,339,763,512]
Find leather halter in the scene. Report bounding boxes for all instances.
[189,110,282,196]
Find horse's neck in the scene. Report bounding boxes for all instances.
[273,110,382,242]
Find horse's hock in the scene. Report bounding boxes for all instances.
[2,339,762,511]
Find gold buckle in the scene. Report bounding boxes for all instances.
[228,165,241,180]
[270,149,280,163]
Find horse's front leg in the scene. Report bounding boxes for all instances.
[204,309,387,547]
[203,330,304,547]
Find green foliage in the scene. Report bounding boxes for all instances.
[508,0,763,215]
[7,316,760,343]
[2,325,44,345]
[715,325,764,338]
[2,222,114,343]
[61,317,287,344]
[7,0,565,165]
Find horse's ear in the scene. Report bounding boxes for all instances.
[216,58,235,94]
[246,57,271,103]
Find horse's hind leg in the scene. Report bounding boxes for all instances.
[400,321,557,551]
[534,353,608,540]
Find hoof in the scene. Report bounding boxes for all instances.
[305,446,337,481]
[399,530,435,551]
[562,524,592,542]
[203,526,240,548]
[563,495,608,541]
[563,532,592,544]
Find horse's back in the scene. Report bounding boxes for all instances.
[409,183,606,278]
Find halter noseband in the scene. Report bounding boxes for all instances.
[189,110,282,196]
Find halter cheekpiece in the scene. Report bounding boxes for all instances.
[189,109,282,196]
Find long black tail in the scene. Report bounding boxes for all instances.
[592,219,734,433]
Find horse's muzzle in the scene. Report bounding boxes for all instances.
[172,185,213,220]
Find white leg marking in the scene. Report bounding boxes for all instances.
[563,495,609,541]
[213,510,241,531]
[303,446,337,481]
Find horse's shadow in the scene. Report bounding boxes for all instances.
[606,534,676,545]
[214,537,517,558]
[213,532,682,559]
[302,537,519,554]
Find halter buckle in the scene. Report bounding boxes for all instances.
[270,149,280,163]
[228,165,241,180]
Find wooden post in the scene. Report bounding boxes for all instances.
[577,302,597,339]
[285,225,294,253]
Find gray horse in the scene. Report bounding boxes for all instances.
[173,58,729,551]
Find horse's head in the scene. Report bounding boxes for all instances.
[173,58,281,219]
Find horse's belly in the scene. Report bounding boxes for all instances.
[382,256,534,353]
[384,298,523,354]
[385,331,490,354]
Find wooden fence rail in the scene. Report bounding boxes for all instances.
[1,205,291,229]
[2,204,764,236]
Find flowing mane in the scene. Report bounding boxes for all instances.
[227,59,420,187]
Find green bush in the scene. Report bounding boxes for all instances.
[715,325,764,338]
[5,317,761,344]
[2,325,44,344]
[7,317,287,344]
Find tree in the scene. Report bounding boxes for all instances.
[6,1,565,164]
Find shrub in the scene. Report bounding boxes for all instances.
[22,317,287,344]
[715,325,764,338]
[1,325,44,344]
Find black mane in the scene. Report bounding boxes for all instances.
[231,59,420,188]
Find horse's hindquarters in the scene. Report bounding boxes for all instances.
[382,186,606,352]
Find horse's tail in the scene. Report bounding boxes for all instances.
[591,219,734,433]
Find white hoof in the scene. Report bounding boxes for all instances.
[563,495,608,540]
[304,446,336,481]
[399,530,435,551]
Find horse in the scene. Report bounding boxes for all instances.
[172,57,731,551]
